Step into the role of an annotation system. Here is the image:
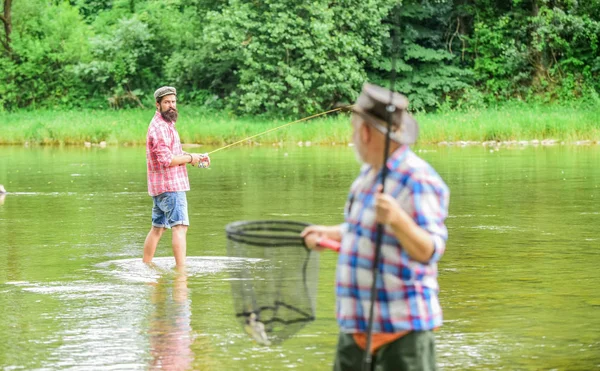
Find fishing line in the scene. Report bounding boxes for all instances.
[207,106,351,155]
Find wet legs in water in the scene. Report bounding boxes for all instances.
[143,225,187,266]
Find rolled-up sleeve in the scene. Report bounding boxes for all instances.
[409,175,450,264]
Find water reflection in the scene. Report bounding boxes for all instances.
[148,268,194,371]
[0,193,5,205]
[1,145,600,370]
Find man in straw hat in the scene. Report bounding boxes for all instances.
[302,83,449,370]
[143,86,209,267]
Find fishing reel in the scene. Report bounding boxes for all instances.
[196,153,211,168]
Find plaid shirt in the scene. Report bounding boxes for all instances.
[146,112,190,196]
[337,145,449,333]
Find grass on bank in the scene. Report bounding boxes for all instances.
[0,103,599,145]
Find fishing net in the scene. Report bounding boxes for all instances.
[225,220,319,345]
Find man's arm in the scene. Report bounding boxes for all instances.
[170,153,194,167]
[169,153,206,167]
[374,181,449,264]
[379,200,435,263]
[150,125,203,167]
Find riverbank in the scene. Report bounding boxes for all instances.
[1,103,599,146]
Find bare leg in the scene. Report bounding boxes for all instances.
[143,226,165,263]
[172,225,188,267]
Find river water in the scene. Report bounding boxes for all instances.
[0,144,599,370]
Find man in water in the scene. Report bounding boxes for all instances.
[302,83,449,370]
[143,86,209,267]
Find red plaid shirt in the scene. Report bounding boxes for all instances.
[146,112,190,196]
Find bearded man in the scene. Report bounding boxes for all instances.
[143,86,208,267]
[302,83,450,371]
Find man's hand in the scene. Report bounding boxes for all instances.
[374,185,435,263]
[301,225,342,251]
[374,185,405,225]
[199,153,211,168]
[189,153,202,166]
[188,153,210,168]
[303,231,323,251]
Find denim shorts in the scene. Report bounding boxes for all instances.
[151,191,189,228]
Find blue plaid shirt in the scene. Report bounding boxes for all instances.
[336,145,449,333]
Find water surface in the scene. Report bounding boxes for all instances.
[0,144,599,370]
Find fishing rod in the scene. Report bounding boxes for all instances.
[362,10,400,371]
[206,106,350,156]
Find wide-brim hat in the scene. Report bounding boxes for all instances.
[350,83,419,145]
[154,86,177,101]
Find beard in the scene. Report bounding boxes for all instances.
[160,108,178,123]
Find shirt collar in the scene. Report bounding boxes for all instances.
[386,144,410,171]
[362,145,410,180]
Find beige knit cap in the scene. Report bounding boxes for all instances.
[154,86,177,101]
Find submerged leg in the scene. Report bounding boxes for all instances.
[143,226,165,263]
[172,225,188,267]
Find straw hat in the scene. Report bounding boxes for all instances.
[351,83,418,145]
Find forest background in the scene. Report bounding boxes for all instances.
[1,0,599,144]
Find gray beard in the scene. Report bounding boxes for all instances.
[351,139,366,165]
[161,109,178,122]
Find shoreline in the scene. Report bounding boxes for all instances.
[3,138,600,149]
[436,139,598,147]
[1,104,599,146]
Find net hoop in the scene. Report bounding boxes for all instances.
[225,219,318,345]
[225,220,310,248]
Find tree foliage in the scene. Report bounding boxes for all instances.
[462,0,600,102]
[0,0,90,110]
[368,0,472,110]
[0,0,598,113]
[196,0,396,115]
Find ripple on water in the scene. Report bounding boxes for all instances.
[3,257,264,370]
[437,331,513,370]
[5,279,151,370]
[94,256,262,283]
[7,192,79,196]
[469,225,519,232]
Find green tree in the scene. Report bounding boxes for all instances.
[75,16,153,107]
[75,0,114,23]
[459,0,600,102]
[368,0,472,111]
[1,0,599,112]
[75,0,215,107]
[197,0,397,115]
[0,0,91,110]
[529,3,600,99]
[0,0,12,55]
